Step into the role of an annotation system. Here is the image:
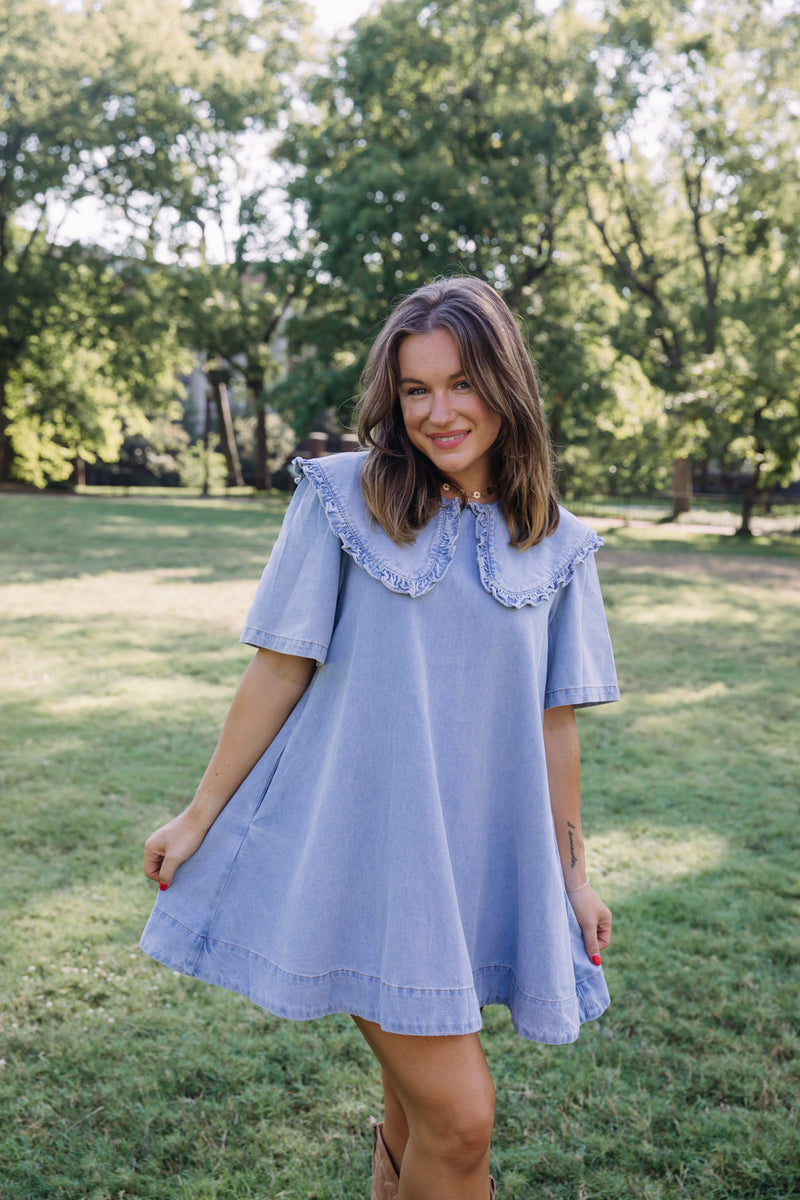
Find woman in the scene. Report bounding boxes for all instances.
[142,276,619,1200]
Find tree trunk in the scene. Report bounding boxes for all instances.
[202,386,214,497]
[0,378,15,483]
[737,458,763,538]
[670,457,693,518]
[71,456,86,488]
[211,377,244,488]
[250,381,271,491]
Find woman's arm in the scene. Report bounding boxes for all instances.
[543,703,612,964]
[143,646,316,889]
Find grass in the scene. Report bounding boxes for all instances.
[1,491,798,1200]
[567,495,800,537]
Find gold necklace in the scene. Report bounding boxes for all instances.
[441,482,496,501]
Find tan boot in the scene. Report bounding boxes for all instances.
[369,1116,496,1198]
[370,1117,400,1200]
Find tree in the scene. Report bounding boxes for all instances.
[684,251,800,536]
[279,0,621,434]
[4,255,191,486]
[579,0,800,514]
[0,0,312,482]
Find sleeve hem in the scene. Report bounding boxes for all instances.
[544,685,620,710]
[239,626,329,663]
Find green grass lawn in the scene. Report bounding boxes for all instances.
[1,491,798,1200]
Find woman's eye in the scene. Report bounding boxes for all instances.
[455,380,471,391]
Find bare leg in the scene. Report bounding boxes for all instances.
[381,1067,409,1170]
[354,1015,495,1200]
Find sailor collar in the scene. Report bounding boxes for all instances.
[293,452,602,609]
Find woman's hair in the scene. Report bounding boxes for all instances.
[355,275,560,549]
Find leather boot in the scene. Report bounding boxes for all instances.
[370,1117,400,1200]
[369,1116,497,1198]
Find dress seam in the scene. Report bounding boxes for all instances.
[240,625,328,655]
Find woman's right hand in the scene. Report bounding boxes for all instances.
[143,809,209,890]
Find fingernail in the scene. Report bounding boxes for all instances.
[159,881,169,891]
[591,954,602,966]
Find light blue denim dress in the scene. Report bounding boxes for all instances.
[140,451,619,1044]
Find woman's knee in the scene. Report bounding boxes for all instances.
[417,1076,496,1170]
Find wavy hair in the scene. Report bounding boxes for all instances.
[355,276,559,549]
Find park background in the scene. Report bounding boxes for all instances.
[1,1,799,1198]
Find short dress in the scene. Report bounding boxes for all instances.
[140,450,619,1044]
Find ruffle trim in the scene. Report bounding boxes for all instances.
[293,456,462,597]
[292,454,603,608]
[473,505,603,609]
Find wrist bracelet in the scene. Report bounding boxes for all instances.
[566,880,590,893]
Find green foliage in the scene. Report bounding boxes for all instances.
[175,437,229,489]
[559,354,672,497]
[0,0,312,249]
[234,410,297,473]
[122,416,193,482]
[582,0,800,505]
[3,256,191,485]
[0,494,798,1199]
[281,0,615,429]
[6,342,126,485]
[0,0,312,480]
[1,0,799,502]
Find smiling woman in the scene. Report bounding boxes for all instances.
[140,275,619,1200]
[398,328,503,497]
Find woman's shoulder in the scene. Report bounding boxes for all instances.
[292,449,366,490]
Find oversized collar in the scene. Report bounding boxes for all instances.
[293,452,602,609]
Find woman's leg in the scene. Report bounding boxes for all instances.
[354,1015,495,1200]
[380,1067,409,1170]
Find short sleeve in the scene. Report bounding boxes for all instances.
[544,553,620,710]
[240,478,343,663]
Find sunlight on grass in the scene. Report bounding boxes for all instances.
[635,681,731,708]
[589,826,730,896]
[598,521,800,558]
[2,493,799,1200]
[625,595,760,626]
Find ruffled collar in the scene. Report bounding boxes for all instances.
[293,452,602,609]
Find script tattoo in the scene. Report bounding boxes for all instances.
[567,820,578,868]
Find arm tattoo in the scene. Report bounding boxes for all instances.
[567,820,578,868]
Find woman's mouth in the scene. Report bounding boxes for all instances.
[430,431,469,447]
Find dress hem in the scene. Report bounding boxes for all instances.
[140,907,610,1046]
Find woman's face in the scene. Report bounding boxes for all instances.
[397,328,502,496]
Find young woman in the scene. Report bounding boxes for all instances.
[141,276,619,1200]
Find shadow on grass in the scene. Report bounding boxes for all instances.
[2,496,800,1199]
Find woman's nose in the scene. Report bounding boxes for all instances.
[429,389,455,424]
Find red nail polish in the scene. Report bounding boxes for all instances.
[159,881,169,891]
[591,954,602,966]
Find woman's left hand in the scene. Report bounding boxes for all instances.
[568,884,612,965]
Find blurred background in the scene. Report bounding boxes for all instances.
[1,0,798,533]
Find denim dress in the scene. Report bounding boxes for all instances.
[140,451,619,1044]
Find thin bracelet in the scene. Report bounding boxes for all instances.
[566,880,591,893]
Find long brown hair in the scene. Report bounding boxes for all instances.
[355,276,559,548]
